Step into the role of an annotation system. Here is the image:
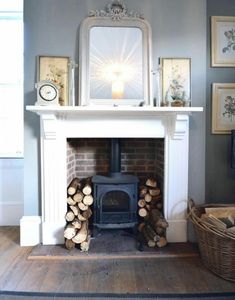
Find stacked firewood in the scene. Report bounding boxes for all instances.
[138,178,168,248]
[64,177,93,251]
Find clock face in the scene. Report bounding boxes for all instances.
[39,84,57,101]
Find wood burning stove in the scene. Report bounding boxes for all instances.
[92,138,138,229]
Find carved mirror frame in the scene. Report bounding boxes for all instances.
[79,0,153,106]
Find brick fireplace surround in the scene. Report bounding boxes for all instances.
[66,138,164,187]
[21,106,202,246]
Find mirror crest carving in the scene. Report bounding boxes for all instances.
[89,0,144,21]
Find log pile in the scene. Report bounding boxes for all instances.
[64,177,93,251]
[201,206,235,232]
[137,178,168,248]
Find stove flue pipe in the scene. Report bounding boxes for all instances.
[110,138,121,174]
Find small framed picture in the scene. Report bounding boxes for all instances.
[37,55,71,106]
[212,83,235,134]
[160,58,191,107]
[211,16,235,67]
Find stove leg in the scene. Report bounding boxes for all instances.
[132,224,144,252]
[91,226,101,237]
[136,232,144,251]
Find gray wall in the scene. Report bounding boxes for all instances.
[24,0,206,222]
[0,159,24,225]
[206,0,235,204]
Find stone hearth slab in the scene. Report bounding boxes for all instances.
[28,229,198,260]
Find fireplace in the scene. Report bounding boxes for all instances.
[21,106,203,246]
[67,137,163,228]
[92,138,138,228]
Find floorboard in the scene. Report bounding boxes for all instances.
[0,227,234,297]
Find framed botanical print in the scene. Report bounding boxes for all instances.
[160,58,191,107]
[211,16,235,67]
[212,83,235,134]
[37,56,70,106]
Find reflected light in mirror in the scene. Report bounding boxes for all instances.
[89,26,143,100]
[112,79,124,99]
[103,63,135,99]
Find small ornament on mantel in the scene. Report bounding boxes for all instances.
[35,80,60,106]
[68,60,78,106]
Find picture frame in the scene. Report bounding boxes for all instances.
[37,55,72,106]
[211,16,235,67]
[212,83,235,134]
[160,58,191,107]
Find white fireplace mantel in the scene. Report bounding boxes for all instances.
[21,105,203,246]
[26,105,203,118]
[26,105,203,139]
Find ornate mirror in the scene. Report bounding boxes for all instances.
[79,0,153,106]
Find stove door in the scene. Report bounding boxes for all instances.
[94,183,137,227]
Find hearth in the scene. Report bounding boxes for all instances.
[92,138,138,228]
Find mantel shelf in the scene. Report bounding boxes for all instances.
[26,105,203,118]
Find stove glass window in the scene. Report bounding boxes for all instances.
[102,191,130,212]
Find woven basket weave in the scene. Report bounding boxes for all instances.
[188,199,235,282]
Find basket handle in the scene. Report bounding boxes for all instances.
[188,198,195,210]
[186,198,195,219]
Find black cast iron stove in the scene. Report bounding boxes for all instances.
[92,138,138,229]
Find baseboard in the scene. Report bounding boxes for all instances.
[20,217,65,246]
[0,202,23,226]
[20,216,42,246]
[166,219,187,242]
[42,221,66,245]
[19,218,187,245]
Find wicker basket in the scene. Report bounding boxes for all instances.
[188,199,235,282]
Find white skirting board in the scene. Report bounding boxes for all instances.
[20,216,42,246]
[19,216,187,246]
[0,202,23,226]
[166,220,187,242]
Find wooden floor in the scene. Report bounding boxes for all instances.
[0,227,234,297]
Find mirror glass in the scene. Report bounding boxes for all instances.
[89,26,143,100]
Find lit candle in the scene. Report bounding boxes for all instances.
[112,80,124,99]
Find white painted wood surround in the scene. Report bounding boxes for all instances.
[21,106,202,246]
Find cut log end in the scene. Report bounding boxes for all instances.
[67,178,81,196]
[138,207,148,218]
[72,221,88,244]
[145,178,157,188]
[80,234,91,252]
[64,224,77,240]
[156,237,167,248]
[65,239,76,250]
